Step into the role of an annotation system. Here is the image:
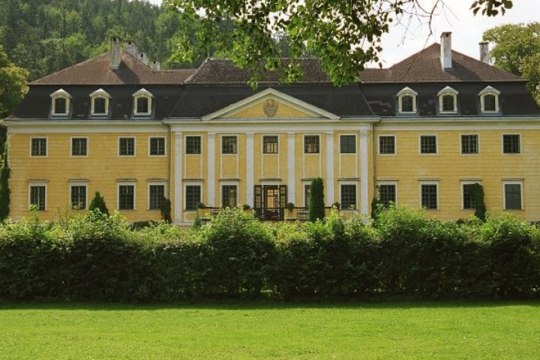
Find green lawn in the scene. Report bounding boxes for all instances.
[0,301,539,359]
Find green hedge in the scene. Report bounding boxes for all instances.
[0,207,538,301]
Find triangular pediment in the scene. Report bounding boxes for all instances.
[202,88,339,121]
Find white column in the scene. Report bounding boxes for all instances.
[207,132,216,207]
[325,131,335,205]
[360,129,369,215]
[287,132,296,204]
[174,132,183,224]
[246,132,254,206]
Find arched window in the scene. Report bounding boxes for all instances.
[50,89,71,116]
[396,87,417,114]
[479,86,500,113]
[90,88,111,116]
[133,88,153,116]
[437,86,458,114]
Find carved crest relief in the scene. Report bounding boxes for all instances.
[263,99,279,117]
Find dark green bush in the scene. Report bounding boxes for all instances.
[308,177,325,222]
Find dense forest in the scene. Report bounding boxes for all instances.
[0,0,203,80]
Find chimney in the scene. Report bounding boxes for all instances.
[138,52,149,66]
[440,32,452,70]
[150,60,160,71]
[479,41,490,64]
[126,41,138,57]
[110,37,121,70]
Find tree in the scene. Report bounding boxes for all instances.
[308,177,325,222]
[0,46,28,118]
[483,22,540,105]
[471,183,486,222]
[0,143,10,222]
[89,191,109,216]
[165,0,515,85]
[160,196,172,223]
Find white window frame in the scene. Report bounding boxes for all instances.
[303,181,312,208]
[89,88,111,116]
[132,88,153,116]
[185,135,203,155]
[220,180,240,208]
[148,136,167,157]
[396,87,418,114]
[461,181,481,210]
[28,182,47,211]
[118,136,136,157]
[117,182,136,211]
[378,135,396,155]
[339,134,357,154]
[503,181,523,211]
[377,181,398,206]
[419,134,438,155]
[502,133,521,155]
[69,183,88,210]
[184,182,203,211]
[460,134,479,155]
[437,86,458,114]
[30,137,48,157]
[479,86,500,114]
[419,181,439,210]
[50,88,71,116]
[303,134,321,154]
[148,182,167,211]
[221,134,239,155]
[261,134,280,154]
[339,181,358,210]
[70,137,89,157]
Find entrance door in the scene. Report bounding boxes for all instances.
[254,185,287,220]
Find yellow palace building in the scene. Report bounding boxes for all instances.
[5,33,540,224]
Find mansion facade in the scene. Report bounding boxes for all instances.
[5,34,540,224]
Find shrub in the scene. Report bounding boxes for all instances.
[88,191,109,216]
[308,177,325,222]
[0,145,10,221]
[160,197,172,223]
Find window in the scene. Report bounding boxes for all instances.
[186,136,201,154]
[504,182,522,210]
[479,86,500,113]
[118,185,135,210]
[340,135,356,154]
[462,183,479,210]
[149,137,165,156]
[304,135,320,153]
[263,136,279,154]
[437,86,458,114]
[461,135,478,154]
[379,136,395,155]
[149,184,165,210]
[397,87,417,114]
[90,88,111,116]
[222,136,237,154]
[29,185,46,211]
[31,138,47,156]
[420,135,437,154]
[50,89,71,116]
[304,184,311,209]
[71,138,88,156]
[70,185,87,210]
[341,184,357,210]
[503,134,520,154]
[119,137,135,156]
[222,185,237,208]
[185,185,201,211]
[378,183,396,207]
[421,183,438,209]
[133,88,153,116]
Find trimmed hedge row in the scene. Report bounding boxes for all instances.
[0,208,539,301]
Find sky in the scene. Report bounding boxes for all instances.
[147,0,539,66]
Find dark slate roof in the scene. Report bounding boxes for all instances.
[186,59,331,84]
[359,43,523,83]
[168,84,373,118]
[31,51,195,86]
[361,82,540,117]
[11,85,183,120]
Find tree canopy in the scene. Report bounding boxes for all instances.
[165,0,515,85]
[483,22,540,104]
[0,46,28,118]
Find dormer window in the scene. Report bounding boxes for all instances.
[133,88,153,116]
[479,86,500,113]
[50,89,71,116]
[437,86,458,114]
[396,87,417,114]
[90,88,111,116]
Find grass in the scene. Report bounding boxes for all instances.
[0,301,539,359]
